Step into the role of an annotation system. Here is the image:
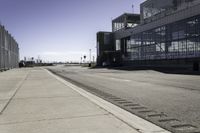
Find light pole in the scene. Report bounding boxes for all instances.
[83,55,86,63]
[93,56,95,63]
[89,49,91,63]
[80,57,82,64]
[132,4,134,13]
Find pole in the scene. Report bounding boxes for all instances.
[89,49,91,63]
[132,4,134,14]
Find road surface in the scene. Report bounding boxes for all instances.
[48,65,200,133]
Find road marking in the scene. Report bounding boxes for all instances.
[46,69,171,133]
[109,77,131,82]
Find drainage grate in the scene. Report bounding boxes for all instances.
[124,104,140,107]
[138,110,154,114]
[113,99,127,102]
[148,113,167,118]
[131,106,147,110]
[172,124,197,131]
[159,118,179,123]
[118,101,133,104]
[109,97,122,100]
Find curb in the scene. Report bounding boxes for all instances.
[45,69,171,133]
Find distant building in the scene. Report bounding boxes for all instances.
[0,24,19,70]
[97,0,200,71]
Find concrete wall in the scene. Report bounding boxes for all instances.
[123,57,200,71]
[0,25,19,70]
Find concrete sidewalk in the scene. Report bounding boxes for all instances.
[0,68,138,133]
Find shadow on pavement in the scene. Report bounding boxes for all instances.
[105,66,200,76]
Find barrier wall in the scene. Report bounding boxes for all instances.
[0,25,19,70]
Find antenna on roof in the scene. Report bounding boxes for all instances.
[132,4,134,14]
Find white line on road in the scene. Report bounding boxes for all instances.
[109,77,131,82]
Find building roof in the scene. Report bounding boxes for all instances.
[112,13,140,23]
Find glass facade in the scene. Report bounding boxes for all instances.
[125,15,200,61]
[140,0,200,24]
[141,0,174,20]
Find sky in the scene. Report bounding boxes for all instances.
[0,0,145,62]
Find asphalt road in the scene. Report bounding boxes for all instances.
[48,65,200,132]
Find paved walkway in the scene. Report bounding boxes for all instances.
[0,68,138,133]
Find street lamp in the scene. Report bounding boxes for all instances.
[89,49,91,63]
[80,57,82,64]
[83,55,86,63]
[93,56,95,63]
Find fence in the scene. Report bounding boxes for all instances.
[0,25,19,70]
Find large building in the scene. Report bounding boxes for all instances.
[97,0,200,71]
[0,24,19,70]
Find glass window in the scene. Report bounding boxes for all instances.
[142,0,174,19]
[179,30,186,39]
[197,44,200,52]
[187,18,198,38]
[171,21,186,40]
[187,38,195,52]
[179,40,187,52]
[156,43,161,52]
[161,43,165,52]
[104,33,111,45]
[169,41,178,52]
[173,41,179,52]
[127,40,132,52]
[115,40,121,51]
[123,15,200,61]
[172,31,179,40]
[196,37,200,52]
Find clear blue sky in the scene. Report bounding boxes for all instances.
[0,0,144,62]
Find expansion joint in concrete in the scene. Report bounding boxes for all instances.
[0,71,31,115]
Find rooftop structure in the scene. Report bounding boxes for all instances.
[112,13,140,32]
[140,0,200,24]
